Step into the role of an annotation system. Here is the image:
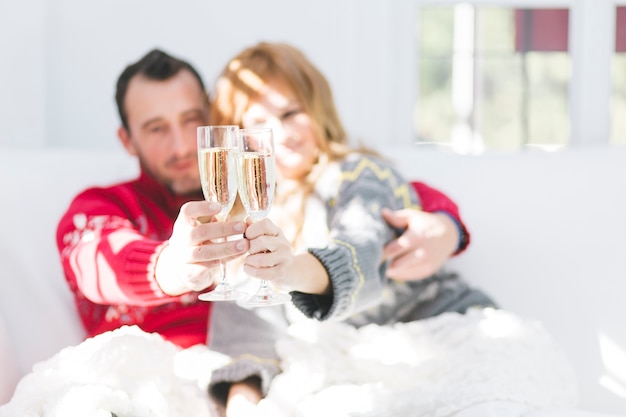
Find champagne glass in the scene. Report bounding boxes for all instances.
[236,127,291,307]
[196,125,245,301]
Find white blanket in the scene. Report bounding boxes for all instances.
[261,308,578,417]
[0,309,584,417]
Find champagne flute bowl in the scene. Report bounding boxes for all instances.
[196,125,245,302]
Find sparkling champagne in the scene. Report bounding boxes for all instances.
[236,152,275,220]
[199,147,237,220]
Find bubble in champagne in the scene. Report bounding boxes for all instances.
[244,154,269,211]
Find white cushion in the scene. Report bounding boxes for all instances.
[0,147,137,402]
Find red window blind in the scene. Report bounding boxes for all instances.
[616,7,626,52]
[514,9,569,52]
[515,7,626,53]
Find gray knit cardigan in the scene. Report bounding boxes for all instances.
[207,153,496,406]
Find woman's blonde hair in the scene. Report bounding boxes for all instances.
[211,42,376,246]
[211,41,352,160]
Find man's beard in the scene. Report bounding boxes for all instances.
[169,175,202,196]
[137,154,202,197]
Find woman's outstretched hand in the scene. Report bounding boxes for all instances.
[243,217,331,295]
[242,217,293,288]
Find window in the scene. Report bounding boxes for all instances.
[611,5,626,145]
[416,5,571,153]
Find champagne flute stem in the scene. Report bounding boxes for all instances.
[216,260,228,287]
[213,236,232,292]
[255,280,274,301]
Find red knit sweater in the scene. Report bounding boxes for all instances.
[412,181,471,254]
[56,170,212,348]
[56,171,468,349]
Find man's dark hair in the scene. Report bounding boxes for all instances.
[115,48,206,130]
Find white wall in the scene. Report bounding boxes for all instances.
[0,0,47,148]
[0,0,417,152]
[2,0,617,153]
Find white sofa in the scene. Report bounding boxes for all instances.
[1,145,625,414]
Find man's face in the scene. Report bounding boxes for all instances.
[118,69,208,195]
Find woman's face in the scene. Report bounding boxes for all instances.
[241,80,319,181]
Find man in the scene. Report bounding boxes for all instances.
[55,48,470,349]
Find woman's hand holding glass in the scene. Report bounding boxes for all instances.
[241,218,294,289]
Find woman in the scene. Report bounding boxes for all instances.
[206,41,496,414]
